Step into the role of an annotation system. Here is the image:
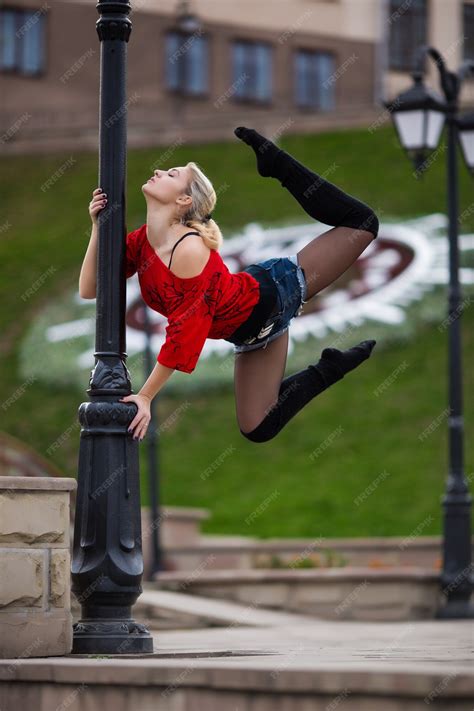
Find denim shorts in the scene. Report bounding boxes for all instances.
[233,254,308,353]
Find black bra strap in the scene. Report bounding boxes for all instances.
[168,231,202,269]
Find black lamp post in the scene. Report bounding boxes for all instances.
[70,0,153,653]
[384,46,474,618]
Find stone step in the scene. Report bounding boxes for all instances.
[149,565,449,621]
[1,619,472,710]
[132,587,317,630]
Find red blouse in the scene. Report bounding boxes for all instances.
[125,223,261,373]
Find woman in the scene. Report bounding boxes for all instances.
[80,127,378,444]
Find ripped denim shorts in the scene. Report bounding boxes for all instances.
[233,254,308,353]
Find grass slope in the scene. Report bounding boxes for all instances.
[1,125,473,538]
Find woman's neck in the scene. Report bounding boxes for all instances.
[146,208,186,250]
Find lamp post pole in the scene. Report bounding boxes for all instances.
[70,0,153,653]
[436,52,473,618]
[384,47,474,617]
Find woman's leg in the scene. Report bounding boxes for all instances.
[234,331,290,433]
[297,225,374,300]
[235,334,376,441]
[233,126,379,442]
[234,125,379,298]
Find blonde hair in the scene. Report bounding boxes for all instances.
[178,161,223,251]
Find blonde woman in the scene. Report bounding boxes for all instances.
[80,127,378,444]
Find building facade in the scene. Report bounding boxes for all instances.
[1,0,473,153]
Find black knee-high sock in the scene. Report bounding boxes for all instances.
[234,126,379,239]
[240,340,376,443]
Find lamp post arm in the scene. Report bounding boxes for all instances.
[413,44,459,104]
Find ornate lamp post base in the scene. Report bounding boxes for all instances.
[71,359,154,654]
[73,618,153,655]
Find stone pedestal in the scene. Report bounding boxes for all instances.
[0,476,77,658]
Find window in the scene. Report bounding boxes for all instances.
[294,49,335,110]
[388,0,427,72]
[231,40,272,102]
[0,6,45,76]
[463,4,474,61]
[165,30,209,96]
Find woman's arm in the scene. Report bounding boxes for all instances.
[79,188,108,298]
[120,362,175,440]
[79,222,98,299]
[139,361,175,401]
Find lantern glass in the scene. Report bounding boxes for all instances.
[459,129,474,171]
[393,110,424,149]
[426,110,445,149]
[393,108,445,151]
[178,14,200,32]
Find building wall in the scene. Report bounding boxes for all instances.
[72,0,382,42]
[385,0,474,102]
[1,0,472,154]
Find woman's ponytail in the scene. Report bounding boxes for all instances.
[180,161,223,251]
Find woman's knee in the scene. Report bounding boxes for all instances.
[240,424,273,443]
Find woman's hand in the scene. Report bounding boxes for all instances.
[89,187,107,225]
[119,393,151,441]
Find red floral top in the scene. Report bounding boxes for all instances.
[125,223,261,373]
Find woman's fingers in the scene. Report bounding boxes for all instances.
[89,190,107,220]
[130,415,150,440]
[136,421,149,441]
[129,411,149,432]
[91,194,107,206]
[120,395,150,441]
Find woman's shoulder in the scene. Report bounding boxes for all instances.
[170,233,212,279]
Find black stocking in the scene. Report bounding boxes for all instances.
[240,341,376,443]
[234,126,379,239]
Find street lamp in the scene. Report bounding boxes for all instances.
[385,73,447,174]
[175,0,200,33]
[70,0,153,653]
[384,45,474,618]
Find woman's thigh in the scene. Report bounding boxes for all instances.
[231,256,306,432]
[296,225,374,299]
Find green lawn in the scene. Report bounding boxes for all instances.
[1,125,473,538]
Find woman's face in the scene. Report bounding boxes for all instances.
[142,165,192,211]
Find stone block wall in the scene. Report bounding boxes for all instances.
[0,476,77,658]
